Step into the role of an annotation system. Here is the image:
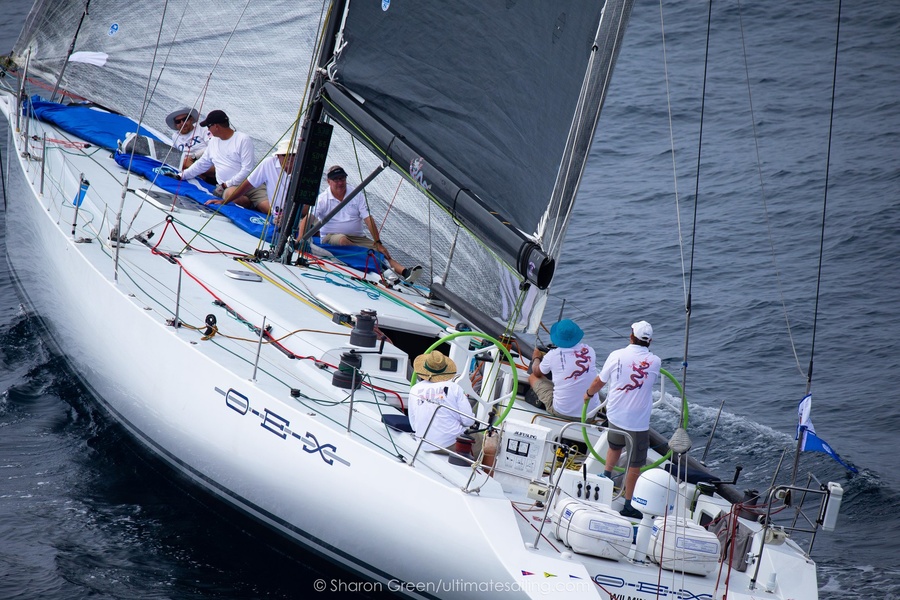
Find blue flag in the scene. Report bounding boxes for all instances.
[796,393,858,473]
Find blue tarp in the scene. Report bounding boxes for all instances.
[114,151,282,244]
[29,96,160,151]
[30,97,388,271]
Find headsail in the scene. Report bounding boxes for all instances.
[320,1,635,287]
[12,0,320,152]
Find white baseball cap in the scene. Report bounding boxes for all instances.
[631,321,653,342]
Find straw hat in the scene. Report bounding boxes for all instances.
[413,350,457,382]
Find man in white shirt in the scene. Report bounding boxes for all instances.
[408,351,477,453]
[178,109,267,211]
[206,138,295,217]
[529,319,601,419]
[584,320,661,519]
[165,107,211,180]
[306,165,421,282]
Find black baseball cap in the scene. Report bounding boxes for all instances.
[200,109,229,127]
[326,165,348,180]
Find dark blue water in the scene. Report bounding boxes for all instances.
[2,0,898,598]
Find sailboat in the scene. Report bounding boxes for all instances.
[1,1,845,598]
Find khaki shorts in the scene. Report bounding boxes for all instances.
[530,377,582,421]
[245,183,269,209]
[322,233,375,248]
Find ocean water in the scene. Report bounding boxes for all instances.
[1,1,898,599]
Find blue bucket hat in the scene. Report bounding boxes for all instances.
[550,319,583,348]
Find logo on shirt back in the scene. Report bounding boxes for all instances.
[564,346,592,381]
[616,360,651,392]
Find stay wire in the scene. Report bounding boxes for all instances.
[114,0,170,280]
[807,0,843,393]
[122,0,255,241]
[658,0,687,307]
[678,0,714,422]
[0,124,7,210]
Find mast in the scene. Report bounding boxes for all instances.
[275,1,347,260]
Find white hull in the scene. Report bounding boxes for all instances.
[2,93,824,599]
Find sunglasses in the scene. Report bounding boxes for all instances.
[174,115,190,125]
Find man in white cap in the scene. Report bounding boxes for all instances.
[408,350,477,453]
[583,320,661,519]
[206,137,296,217]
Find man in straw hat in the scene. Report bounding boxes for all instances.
[165,107,211,177]
[529,319,601,420]
[408,350,479,454]
[583,320,661,519]
[207,137,296,218]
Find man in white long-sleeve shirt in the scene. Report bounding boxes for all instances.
[178,109,267,210]
[408,351,477,453]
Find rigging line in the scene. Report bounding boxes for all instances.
[736,0,805,379]
[199,0,254,97]
[678,0,714,419]
[543,5,628,259]
[379,178,403,233]
[658,0,687,306]
[115,0,171,281]
[144,0,192,112]
[128,2,211,204]
[807,0,843,393]
[0,121,7,210]
[123,0,250,225]
[502,286,531,340]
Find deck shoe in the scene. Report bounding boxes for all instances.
[619,501,642,520]
[401,265,423,284]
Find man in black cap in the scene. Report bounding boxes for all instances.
[178,109,267,211]
[305,165,421,282]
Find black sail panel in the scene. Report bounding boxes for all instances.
[329,1,606,242]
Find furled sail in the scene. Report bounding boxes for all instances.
[320,0,634,283]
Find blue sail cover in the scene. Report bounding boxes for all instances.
[29,96,160,150]
[28,97,394,273]
[115,154,385,271]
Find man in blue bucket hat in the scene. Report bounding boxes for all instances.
[528,319,601,420]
